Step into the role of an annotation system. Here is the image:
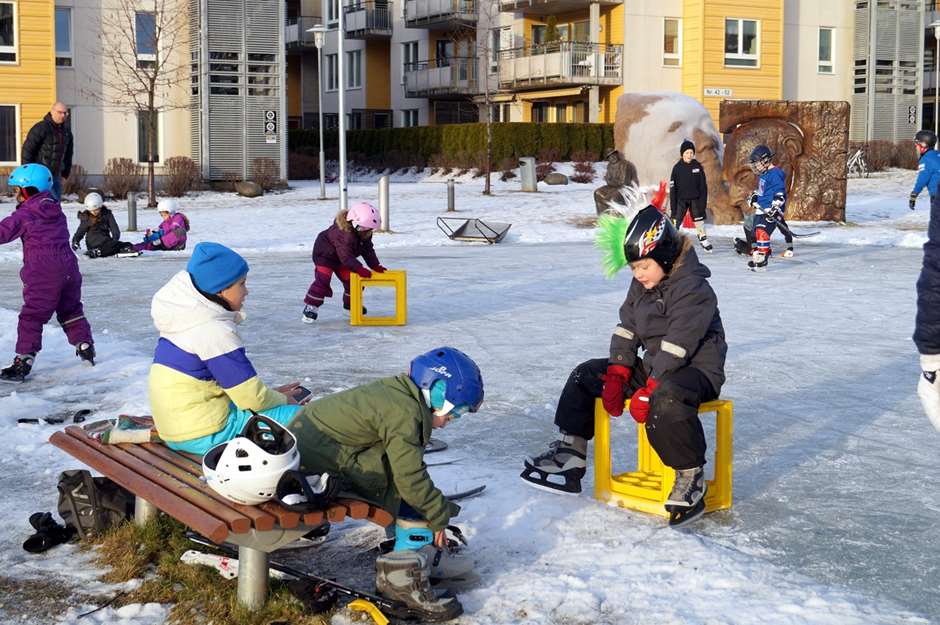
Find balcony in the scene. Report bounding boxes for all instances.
[499,0,621,15]
[404,57,478,98]
[498,42,623,89]
[285,16,323,50]
[404,0,476,30]
[345,1,393,39]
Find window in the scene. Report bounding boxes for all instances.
[208,52,240,95]
[554,103,566,123]
[663,18,681,67]
[136,11,157,68]
[724,18,759,67]
[248,55,278,97]
[327,0,339,25]
[531,102,548,123]
[532,25,546,45]
[55,7,72,67]
[346,49,361,88]
[137,110,160,163]
[436,40,454,67]
[0,105,17,164]
[324,113,339,129]
[347,111,362,129]
[0,2,16,63]
[373,112,390,129]
[326,53,338,90]
[490,29,500,74]
[818,27,834,74]
[401,109,418,127]
[402,41,418,83]
[573,20,589,42]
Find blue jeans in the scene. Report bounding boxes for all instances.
[166,404,303,456]
[51,176,62,202]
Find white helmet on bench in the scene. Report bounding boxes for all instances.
[202,414,300,505]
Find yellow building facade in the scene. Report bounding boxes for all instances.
[0,0,56,166]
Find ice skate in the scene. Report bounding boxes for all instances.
[0,353,35,382]
[697,234,713,253]
[665,466,707,527]
[76,342,95,366]
[301,305,318,324]
[748,251,767,272]
[520,433,587,495]
[782,246,794,258]
[375,548,463,622]
[733,237,750,255]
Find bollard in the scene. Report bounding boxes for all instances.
[519,157,537,192]
[447,179,455,212]
[126,192,138,231]
[378,175,390,232]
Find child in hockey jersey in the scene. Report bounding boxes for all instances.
[669,139,712,252]
[71,192,136,257]
[740,144,788,270]
[134,198,190,252]
[148,242,304,454]
[302,202,387,323]
[521,193,726,528]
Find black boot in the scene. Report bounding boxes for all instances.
[1,353,35,382]
[76,342,95,366]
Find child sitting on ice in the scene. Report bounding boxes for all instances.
[134,198,190,252]
[302,202,387,323]
[71,192,136,257]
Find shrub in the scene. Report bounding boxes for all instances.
[862,140,896,172]
[536,147,558,182]
[62,164,87,197]
[103,158,142,199]
[570,150,597,183]
[288,152,319,180]
[895,141,918,170]
[251,157,280,191]
[499,157,517,181]
[163,156,201,197]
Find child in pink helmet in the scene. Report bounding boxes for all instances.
[302,202,387,323]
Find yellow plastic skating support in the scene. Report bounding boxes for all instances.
[593,397,733,518]
[348,599,389,625]
[349,269,407,326]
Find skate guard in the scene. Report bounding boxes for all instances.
[593,398,733,518]
[350,270,407,327]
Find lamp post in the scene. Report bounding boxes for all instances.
[932,22,940,133]
[309,24,328,200]
[337,3,348,211]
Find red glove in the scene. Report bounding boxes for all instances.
[355,267,372,279]
[600,365,632,416]
[629,378,659,424]
[373,265,387,273]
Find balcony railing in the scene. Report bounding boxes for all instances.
[345,1,393,39]
[404,57,478,98]
[498,42,623,89]
[285,16,324,49]
[499,0,621,14]
[404,0,476,30]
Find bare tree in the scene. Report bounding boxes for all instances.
[91,0,190,207]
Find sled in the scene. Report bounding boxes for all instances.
[436,217,511,244]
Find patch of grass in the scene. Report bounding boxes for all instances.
[89,517,331,625]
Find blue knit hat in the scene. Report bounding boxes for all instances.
[187,242,249,294]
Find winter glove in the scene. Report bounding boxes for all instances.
[71,241,79,251]
[600,365,632,416]
[771,192,786,210]
[910,192,918,210]
[919,353,940,432]
[748,192,759,209]
[355,267,372,279]
[629,378,659,424]
[373,264,388,273]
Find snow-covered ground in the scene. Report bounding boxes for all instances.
[0,167,936,625]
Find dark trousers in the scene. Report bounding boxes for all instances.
[673,199,705,227]
[553,358,716,470]
[89,239,133,258]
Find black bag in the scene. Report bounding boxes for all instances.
[56,470,135,539]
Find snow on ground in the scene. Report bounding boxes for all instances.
[0,167,937,624]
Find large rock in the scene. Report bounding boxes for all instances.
[235,181,263,198]
[544,172,569,185]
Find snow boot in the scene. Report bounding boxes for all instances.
[302,305,318,324]
[665,466,707,528]
[375,548,463,622]
[343,301,367,315]
[1,353,35,382]
[733,237,750,255]
[520,433,587,495]
[76,342,95,366]
[390,521,479,589]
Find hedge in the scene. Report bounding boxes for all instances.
[288,122,615,169]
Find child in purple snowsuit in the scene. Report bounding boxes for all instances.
[302,202,387,323]
[0,164,94,381]
[134,198,190,252]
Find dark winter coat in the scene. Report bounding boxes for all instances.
[669,158,708,215]
[609,241,727,395]
[22,113,74,178]
[288,375,460,530]
[915,194,940,354]
[312,219,381,272]
[73,208,121,251]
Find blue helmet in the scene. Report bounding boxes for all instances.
[410,347,484,414]
[8,163,54,193]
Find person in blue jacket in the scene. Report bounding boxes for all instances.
[745,145,787,271]
[910,130,940,210]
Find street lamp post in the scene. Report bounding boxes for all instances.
[337,4,348,211]
[310,24,328,200]
[933,22,940,133]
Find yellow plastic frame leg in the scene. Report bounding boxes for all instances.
[349,270,407,326]
[348,599,389,625]
[593,398,733,518]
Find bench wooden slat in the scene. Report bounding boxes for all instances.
[122,445,277,532]
[61,427,252,535]
[50,431,230,544]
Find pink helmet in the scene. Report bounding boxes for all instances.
[347,202,381,231]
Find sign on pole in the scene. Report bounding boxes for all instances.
[264,110,278,144]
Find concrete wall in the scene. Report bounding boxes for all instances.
[621,0,682,94]
[782,0,853,102]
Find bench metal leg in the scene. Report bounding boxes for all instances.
[134,497,157,527]
[236,545,268,610]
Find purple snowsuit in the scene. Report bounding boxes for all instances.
[134,212,190,252]
[0,192,93,355]
[304,222,382,309]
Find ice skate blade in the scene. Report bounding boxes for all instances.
[301,315,316,324]
[519,467,582,496]
[668,499,706,528]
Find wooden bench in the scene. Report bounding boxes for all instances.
[50,425,394,610]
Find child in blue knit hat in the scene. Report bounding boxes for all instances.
[148,242,306,454]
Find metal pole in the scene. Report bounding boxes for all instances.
[236,545,268,610]
[378,174,389,231]
[935,28,939,133]
[447,179,455,212]
[317,44,326,199]
[126,192,137,231]
[337,6,348,210]
[133,497,156,527]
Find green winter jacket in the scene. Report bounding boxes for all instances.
[287,375,460,530]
